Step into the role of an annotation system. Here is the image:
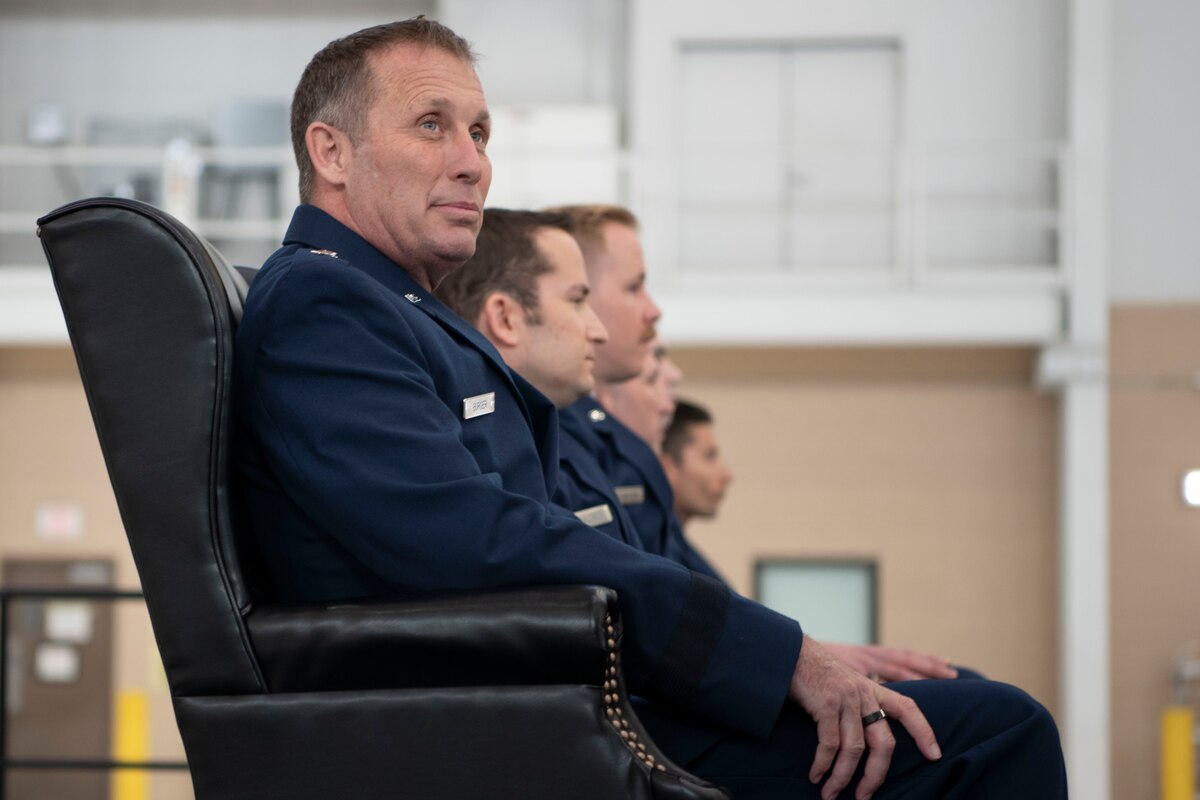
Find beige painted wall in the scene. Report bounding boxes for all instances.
[669,347,1061,713]
[0,347,186,797]
[1110,305,1200,800]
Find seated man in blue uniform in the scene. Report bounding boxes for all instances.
[597,343,678,455]
[233,19,1067,800]
[662,399,734,528]
[436,208,644,546]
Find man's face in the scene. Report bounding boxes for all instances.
[664,422,734,521]
[600,348,675,451]
[342,44,492,286]
[656,345,684,398]
[587,222,662,383]
[517,228,609,408]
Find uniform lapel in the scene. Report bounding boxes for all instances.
[283,205,538,430]
[594,403,675,512]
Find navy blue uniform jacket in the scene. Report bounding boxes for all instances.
[234,206,802,745]
[558,398,725,581]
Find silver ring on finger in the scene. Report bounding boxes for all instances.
[862,709,887,727]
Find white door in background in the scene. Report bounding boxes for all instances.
[679,41,900,275]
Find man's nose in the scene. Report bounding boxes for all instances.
[644,292,662,324]
[588,309,610,344]
[448,129,485,184]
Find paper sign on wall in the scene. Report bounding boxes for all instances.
[44,601,93,643]
[34,503,85,541]
[34,643,80,683]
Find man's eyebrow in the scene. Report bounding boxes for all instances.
[414,97,487,117]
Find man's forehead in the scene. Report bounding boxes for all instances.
[369,43,485,101]
[591,225,643,284]
[685,422,716,449]
[536,227,586,277]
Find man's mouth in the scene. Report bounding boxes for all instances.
[434,201,481,215]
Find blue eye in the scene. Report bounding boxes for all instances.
[420,120,439,131]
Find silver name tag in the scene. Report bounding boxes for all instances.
[575,504,614,527]
[615,485,645,505]
[463,392,496,420]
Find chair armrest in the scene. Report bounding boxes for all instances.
[246,585,618,693]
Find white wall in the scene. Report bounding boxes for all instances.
[1,0,1195,301]
[0,14,423,146]
[439,0,623,109]
[1109,0,1200,302]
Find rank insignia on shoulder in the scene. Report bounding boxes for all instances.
[308,249,338,257]
[575,504,614,527]
[588,408,607,422]
[615,485,646,506]
[404,293,422,304]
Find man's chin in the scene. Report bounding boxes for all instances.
[431,238,479,269]
[593,355,642,385]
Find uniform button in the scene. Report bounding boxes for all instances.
[589,408,607,422]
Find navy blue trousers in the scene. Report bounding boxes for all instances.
[645,678,1067,799]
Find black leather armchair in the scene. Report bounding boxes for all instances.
[36,198,730,800]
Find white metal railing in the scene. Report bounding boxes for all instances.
[0,143,297,238]
[671,141,1069,289]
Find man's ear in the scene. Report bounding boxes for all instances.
[306,121,354,188]
[478,292,527,349]
[661,451,680,479]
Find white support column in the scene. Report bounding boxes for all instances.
[1059,374,1110,798]
[1059,1,1112,797]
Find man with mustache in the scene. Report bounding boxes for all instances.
[233,18,1065,798]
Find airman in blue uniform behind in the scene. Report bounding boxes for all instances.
[234,19,1067,800]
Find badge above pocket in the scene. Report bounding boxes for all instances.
[574,504,614,527]
[463,392,496,420]
[615,485,645,505]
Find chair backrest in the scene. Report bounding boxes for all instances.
[37,198,268,697]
